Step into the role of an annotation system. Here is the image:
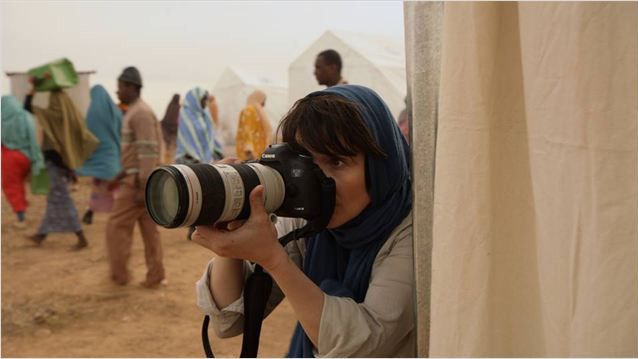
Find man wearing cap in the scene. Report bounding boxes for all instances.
[105,66,165,288]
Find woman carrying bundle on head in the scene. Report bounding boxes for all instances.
[24,86,98,250]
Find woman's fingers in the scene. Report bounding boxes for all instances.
[213,157,241,165]
[226,220,245,231]
[192,225,226,253]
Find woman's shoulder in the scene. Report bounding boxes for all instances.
[378,212,413,257]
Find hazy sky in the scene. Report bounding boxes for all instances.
[1,1,405,115]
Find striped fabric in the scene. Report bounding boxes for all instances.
[175,87,223,163]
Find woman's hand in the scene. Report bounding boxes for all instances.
[191,185,286,271]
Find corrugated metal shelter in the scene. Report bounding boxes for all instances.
[5,71,95,115]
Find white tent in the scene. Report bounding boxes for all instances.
[212,67,288,149]
[288,30,407,120]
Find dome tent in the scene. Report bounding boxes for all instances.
[212,67,288,147]
[288,30,407,120]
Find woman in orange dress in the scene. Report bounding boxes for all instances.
[235,90,272,161]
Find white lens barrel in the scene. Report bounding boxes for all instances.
[172,164,203,227]
[214,164,246,222]
[165,163,285,226]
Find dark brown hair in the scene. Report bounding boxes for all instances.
[277,94,386,161]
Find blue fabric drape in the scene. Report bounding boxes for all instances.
[75,85,122,180]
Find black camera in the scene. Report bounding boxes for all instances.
[145,143,331,228]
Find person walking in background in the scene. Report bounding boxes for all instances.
[314,49,348,88]
[1,96,45,229]
[160,94,180,164]
[24,87,98,250]
[175,87,223,164]
[235,90,272,161]
[105,66,165,288]
[207,94,220,128]
[76,85,123,225]
[117,102,129,115]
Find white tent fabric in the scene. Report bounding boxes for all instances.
[288,30,406,120]
[212,67,288,149]
[406,2,637,357]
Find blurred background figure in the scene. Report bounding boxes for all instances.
[106,66,165,288]
[160,94,180,164]
[235,90,272,161]
[25,88,98,250]
[1,95,45,229]
[175,87,223,164]
[314,49,347,88]
[117,102,129,114]
[76,85,123,225]
[207,94,219,128]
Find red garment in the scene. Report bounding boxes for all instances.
[1,145,30,213]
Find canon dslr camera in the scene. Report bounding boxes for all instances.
[145,143,330,228]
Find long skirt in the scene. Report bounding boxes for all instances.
[1,145,30,213]
[36,161,81,235]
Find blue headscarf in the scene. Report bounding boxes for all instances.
[287,85,412,357]
[1,96,45,175]
[76,85,122,180]
[176,87,223,163]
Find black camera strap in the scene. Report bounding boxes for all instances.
[202,169,336,358]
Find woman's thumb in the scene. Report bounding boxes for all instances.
[249,185,266,216]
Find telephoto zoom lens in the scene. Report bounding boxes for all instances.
[145,163,285,228]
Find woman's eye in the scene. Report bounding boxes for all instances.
[331,159,345,168]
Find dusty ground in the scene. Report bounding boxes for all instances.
[1,177,296,357]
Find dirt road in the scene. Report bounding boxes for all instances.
[1,178,296,357]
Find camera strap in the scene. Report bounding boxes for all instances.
[201,168,336,358]
[201,265,273,358]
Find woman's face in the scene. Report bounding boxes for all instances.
[308,149,370,228]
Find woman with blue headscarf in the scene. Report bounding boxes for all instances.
[175,87,223,164]
[1,96,45,228]
[76,85,123,225]
[193,85,414,357]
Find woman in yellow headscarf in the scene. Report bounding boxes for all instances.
[235,90,272,161]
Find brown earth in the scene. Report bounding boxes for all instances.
[1,177,296,357]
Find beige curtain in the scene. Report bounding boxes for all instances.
[405,2,637,357]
